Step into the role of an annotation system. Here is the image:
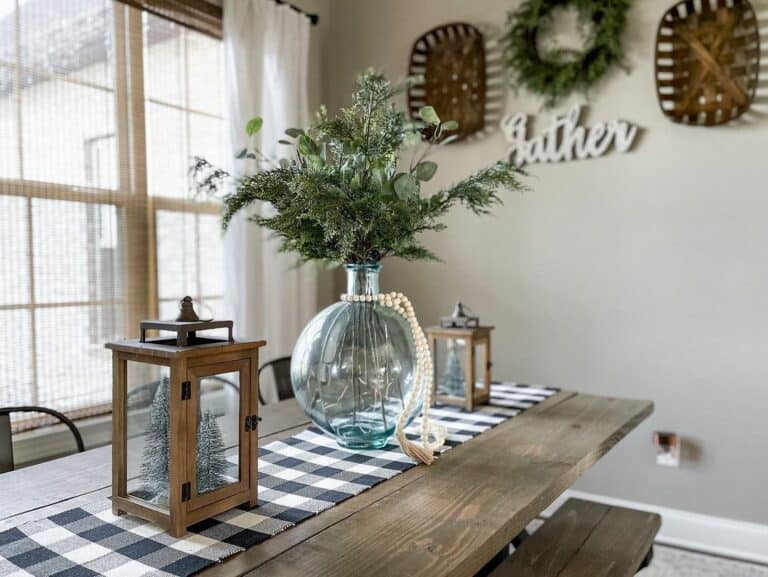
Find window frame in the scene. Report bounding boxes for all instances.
[0,1,224,423]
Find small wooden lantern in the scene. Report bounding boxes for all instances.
[106,298,265,537]
[426,302,493,411]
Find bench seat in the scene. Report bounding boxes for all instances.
[490,498,661,577]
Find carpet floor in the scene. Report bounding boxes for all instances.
[638,546,768,577]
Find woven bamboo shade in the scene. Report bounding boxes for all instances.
[0,1,227,434]
[407,23,489,142]
[654,0,760,126]
[116,0,222,38]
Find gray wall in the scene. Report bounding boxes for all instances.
[321,0,768,525]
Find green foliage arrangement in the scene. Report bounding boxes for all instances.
[193,70,525,265]
[503,0,631,106]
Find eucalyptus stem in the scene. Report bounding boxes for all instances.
[192,70,527,265]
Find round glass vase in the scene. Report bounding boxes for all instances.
[290,264,422,449]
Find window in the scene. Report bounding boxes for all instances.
[143,11,225,322]
[0,0,225,429]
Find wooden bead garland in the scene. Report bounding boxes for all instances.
[340,291,446,465]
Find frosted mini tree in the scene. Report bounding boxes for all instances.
[439,340,466,397]
[140,377,170,503]
[196,410,228,494]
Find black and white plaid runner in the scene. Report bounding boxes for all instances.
[0,384,556,577]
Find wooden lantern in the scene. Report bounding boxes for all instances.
[426,303,493,412]
[106,304,265,537]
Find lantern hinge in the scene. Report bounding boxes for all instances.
[181,481,191,502]
[181,381,192,400]
[244,414,261,432]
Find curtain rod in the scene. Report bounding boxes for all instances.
[273,0,319,26]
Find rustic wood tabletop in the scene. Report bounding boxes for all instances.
[0,391,653,577]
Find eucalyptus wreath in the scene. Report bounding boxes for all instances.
[503,0,631,105]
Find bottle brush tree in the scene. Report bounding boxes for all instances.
[196,410,228,494]
[140,377,170,503]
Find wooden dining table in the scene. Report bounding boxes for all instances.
[0,390,652,577]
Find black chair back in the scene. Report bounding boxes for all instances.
[0,413,12,474]
[258,356,293,404]
[0,406,85,473]
[127,376,240,411]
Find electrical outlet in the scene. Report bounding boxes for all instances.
[653,431,680,467]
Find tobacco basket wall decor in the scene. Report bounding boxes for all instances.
[654,0,760,126]
[407,23,503,142]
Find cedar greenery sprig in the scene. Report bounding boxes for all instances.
[503,0,631,106]
[192,70,526,265]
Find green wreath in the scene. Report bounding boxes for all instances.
[503,0,631,105]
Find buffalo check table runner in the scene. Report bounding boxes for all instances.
[0,383,556,577]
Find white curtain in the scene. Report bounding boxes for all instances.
[223,0,318,365]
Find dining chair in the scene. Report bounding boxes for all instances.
[0,406,85,473]
[258,356,293,405]
[127,375,240,409]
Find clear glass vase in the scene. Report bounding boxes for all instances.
[290,264,422,449]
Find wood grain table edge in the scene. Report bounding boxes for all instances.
[241,393,653,577]
[201,391,578,577]
[466,398,654,577]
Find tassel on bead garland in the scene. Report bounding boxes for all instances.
[340,291,446,465]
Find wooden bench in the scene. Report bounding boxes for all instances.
[489,499,661,577]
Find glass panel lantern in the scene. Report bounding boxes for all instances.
[107,298,265,537]
[426,302,493,412]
